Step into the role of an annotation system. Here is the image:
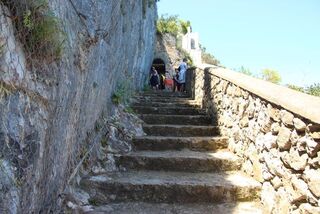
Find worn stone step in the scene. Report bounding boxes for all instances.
[115,150,241,172]
[134,96,193,103]
[139,114,213,125]
[133,106,205,115]
[84,202,263,214]
[139,91,190,98]
[131,101,200,108]
[132,136,228,151]
[80,171,261,204]
[143,124,219,137]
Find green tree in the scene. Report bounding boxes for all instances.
[261,69,281,84]
[156,15,191,36]
[305,83,320,97]
[179,20,191,34]
[238,66,253,76]
[157,15,180,36]
[287,84,305,93]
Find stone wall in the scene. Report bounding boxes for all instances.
[154,33,188,73]
[0,1,157,213]
[192,67,320,213]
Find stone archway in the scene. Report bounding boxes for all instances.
[152,58,166,76]
[152,58,166,90]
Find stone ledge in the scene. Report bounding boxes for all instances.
[203,66,320,124]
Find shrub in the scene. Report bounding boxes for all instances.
[157,15,191,36]
[111,74,135,105]
[287,84,304,93]
[305,83,320,97]
[260,69,282,84]
[2,0,65,62]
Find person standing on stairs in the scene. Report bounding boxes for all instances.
[149,67,160,90]
[173,68,180,92]
[164,70,173,91]
[178,58,188,92]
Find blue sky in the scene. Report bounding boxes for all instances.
[158,0,320,87]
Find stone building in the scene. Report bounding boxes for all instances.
[182,27,202,66]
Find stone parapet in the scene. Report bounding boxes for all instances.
[192,67,320,213]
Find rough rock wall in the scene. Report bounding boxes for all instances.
[0,1,157,213]
[154,33,185,72]
[192,68,320,213]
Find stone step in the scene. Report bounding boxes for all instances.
[132,136,228,151]
[131,101,200,108]
[139,114,212,125]
[139,91,190,98]
[133,96,194,103]
[80,171,261,204]
[84,202,263,214]
[133,106,205,115]
[115,150,241,172]
[143,124,219,137]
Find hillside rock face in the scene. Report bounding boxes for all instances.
[0,1,157,213]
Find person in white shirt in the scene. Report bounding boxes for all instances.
[178,58,188,92]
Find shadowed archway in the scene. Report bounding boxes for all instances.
[152,58,166,76]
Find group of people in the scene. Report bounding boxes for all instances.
[149,58,188,92]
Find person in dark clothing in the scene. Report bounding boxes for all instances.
[173,68,180,92]
[149,67,160,90]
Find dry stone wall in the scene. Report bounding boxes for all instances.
[0,1,157,213]
[192,67,320,213]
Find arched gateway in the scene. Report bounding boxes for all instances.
[152,58,166,76]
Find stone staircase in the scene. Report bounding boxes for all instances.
[80,91,262,213]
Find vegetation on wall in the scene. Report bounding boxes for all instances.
[1,0,65,62]
[111,74,135,105]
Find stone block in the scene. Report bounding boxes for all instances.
[275,187,291,214]
[271,122,280,135]
[234,87,242,97]
[261,182,276,213]
[247,102,255,119]
[239,116,249,128]
[268,106,281,122]
[293,118,306,132]
[280,110,294,127]
[304,169,320,198]
[298,203,320,214]
[241,90,249,99]
[307,124,320,140]
[256,132,277,151]
[291,176,309,202]
[271,176,282,190]
[277,126,292,151]
[290,130,299,146]
[281,149,308,171]
[283,179,306,204]
[306,138,320,157]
